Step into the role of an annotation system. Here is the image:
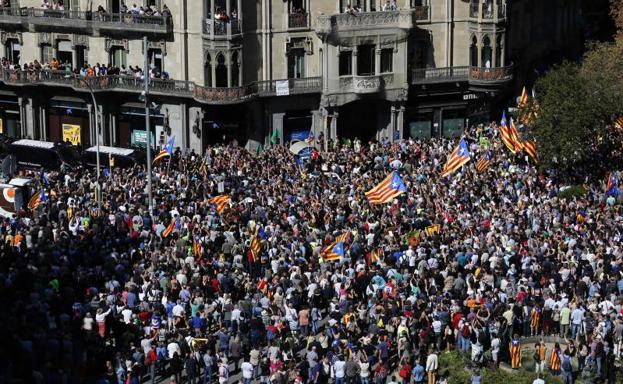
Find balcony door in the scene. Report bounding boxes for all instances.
[57,40,73,69]
[287,48,305,79]
[357,45,375,76]
[4,39,20,65]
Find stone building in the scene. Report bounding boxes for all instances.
[0,0,582,152]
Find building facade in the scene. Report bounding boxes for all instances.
[0,0,582,152]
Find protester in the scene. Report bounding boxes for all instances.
[0,121,621,384]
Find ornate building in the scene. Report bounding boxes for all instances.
[0,0,582,152]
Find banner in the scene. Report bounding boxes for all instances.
[275,80,290,96]
[62,124,81,145]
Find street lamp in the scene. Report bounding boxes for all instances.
[79,77,102,212]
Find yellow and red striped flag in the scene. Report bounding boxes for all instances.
[250,232,261,262]
[365,171,407,205]
[208,195,231,214]
[441,139,471,178]
[162,219,175,238]
[522,140,538,163]
[476,151,492,173]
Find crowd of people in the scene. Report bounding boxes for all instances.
[0,122,622,384]
[39,1,171,18]
[0,57,170,80]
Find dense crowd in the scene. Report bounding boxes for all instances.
[0,122,622,384]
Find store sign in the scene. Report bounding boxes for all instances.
[463,93,479,100]
[276,80,290,96]
[62,124,81,145]
[131,130,155,148]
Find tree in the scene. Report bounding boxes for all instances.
[611,0,623,39]
[528,41,623,172]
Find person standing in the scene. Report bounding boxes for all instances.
[549,342,562,376]
[425,349,438,384]
[241,359,254,384]
[185,352,198,384]
[534,340,547,374]
[412,359,425,384]
[561,348,574,384]
[510,334,522,369]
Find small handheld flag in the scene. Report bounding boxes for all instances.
[322,240,344,262]
[250,231,261,262]
[519,86,529,108]
[28,189,48,210]
[441,139,471,178]
[365,171,407,205]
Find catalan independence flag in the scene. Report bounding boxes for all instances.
[28,189,48,210]
[519,86,529,108]
[476,151,492,173]
[522,140,538,163]
[366,248,382,266]
[607,172,619,196]
[322,240,345,262]
[250,231,261,262]
[441,139,471,178]
[162,219,176,238]
[208,195,231,214]
[153,136,175,166]
[509,118,523,149]
[499,111,519,154]
[365,171,407,204]
[615,116,623,131]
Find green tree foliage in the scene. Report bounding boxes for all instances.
[528,41,623,171]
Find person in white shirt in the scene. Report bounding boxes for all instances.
[426,349,438,384]
[240,360,254,383]
[332,357,346,382]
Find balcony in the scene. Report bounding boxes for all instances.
[288,13,309,29]
[202,18,242,39]
[316,7,428,39]
[0,8,172,36]
[338,74,398,94]
[468,1,506,22]
[0,69,321,105]
[411,65,513,87]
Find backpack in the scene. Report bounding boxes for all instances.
[461,324,470,338]
[562,356,572,371]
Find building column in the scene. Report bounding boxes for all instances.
[211,62,216,88]
[38,104,47,140]
[396,104,405,140]
[374,48,381,75]
[311,109,322,140]
[226,52,232,87]
[271,112,285,146]
[17,97,26,138]
[330,111,338,140]
[87,104,94,145]
[351,47,357,76]
[226,0,231,35]
[477,38,482,67]
[109,112,116,145]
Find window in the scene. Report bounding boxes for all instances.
[231,51,240,87]
[215,53,227,87]
[481,36,491,68]
[41,44,54,64]
[57,40,72,68]
[205,53,212,87]
[148,48,163,74]
[339,51,352,76]
[75,46,87,69]
[495,35,503,67]
[287,48,305,79]
[5,39,20,65]
[110,0,122,13]
[357,44,375,76]
[470,36,478,66]
[380,48,393,73]
[110,47,127,68]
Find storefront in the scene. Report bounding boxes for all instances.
[48,99,91,147]
[116,105,164,150]
[0,97,21,138]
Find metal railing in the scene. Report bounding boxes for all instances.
[288,13,308,29]
[0,69,322,104]
[202,18,241,37]
[0,7,171,32]
[411,65,513,84]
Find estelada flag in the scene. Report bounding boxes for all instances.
[522,140,538,163]
[208,195,231,214]
[162,219,175,238]
[250,231,261,262]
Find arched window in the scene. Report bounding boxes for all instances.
[231,51,240,87]
[470,36,478,67]
[205,53,212,87]
[495,35,503,67]
[481,36,492,68]
[215,53,227,87]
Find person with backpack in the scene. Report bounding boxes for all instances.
[561,348,574,384]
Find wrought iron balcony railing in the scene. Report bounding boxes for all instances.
[0,69,322,104]
[411,65,513,85]
[202,18,242,38]
[288,13,309,29]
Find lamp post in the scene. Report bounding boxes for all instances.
[79,77,102,212]
[143,36,154,217]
